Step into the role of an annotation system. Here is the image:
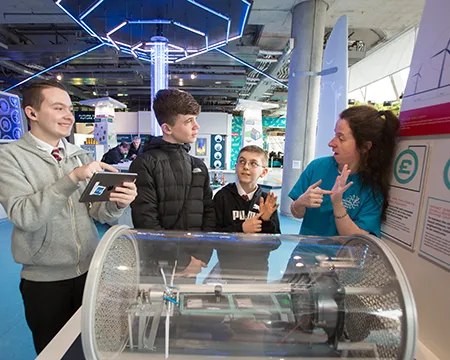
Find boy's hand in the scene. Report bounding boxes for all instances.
[69,161,118,183]
[110,181,137,208]
[177,256,207,278]
[259,192,280,221]
[242,213,263,233]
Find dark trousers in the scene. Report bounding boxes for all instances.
[19,273,87,354]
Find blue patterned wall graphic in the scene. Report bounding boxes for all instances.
[230,116,243,169]
[0,92,24,140]
[230,116,286,169]
[263,117,286,128]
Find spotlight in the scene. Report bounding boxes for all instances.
[56,74,63,81]
[179,79,184,86]
[93,91,97,96]
[190,72,197,79]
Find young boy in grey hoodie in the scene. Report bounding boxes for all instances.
[0,80,137,354]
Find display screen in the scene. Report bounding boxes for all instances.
[0,91,24,140]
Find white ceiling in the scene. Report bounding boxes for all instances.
[250,0,425,49]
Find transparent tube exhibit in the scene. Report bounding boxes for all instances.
[82,225,417,360]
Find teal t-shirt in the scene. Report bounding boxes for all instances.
[288,157,383,237]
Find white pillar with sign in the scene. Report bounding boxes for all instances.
[79,97,127,156]
[235,99,278,149]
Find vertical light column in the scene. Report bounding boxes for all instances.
[280,0,328,217]
[150,36,169,137]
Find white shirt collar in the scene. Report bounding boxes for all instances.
[29,132,65,157]
[236,181,258,201]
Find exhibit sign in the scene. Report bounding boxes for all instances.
[419,140,450,270]
[399,0,450,136]
[381,141,429,248]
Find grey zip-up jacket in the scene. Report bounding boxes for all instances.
[0,132,125,281]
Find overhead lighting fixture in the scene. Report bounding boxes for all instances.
[215,81,222,84]
[56,74,63,81]
[190,72,198,79]
[93,91,97,96]
[179,79,184,86]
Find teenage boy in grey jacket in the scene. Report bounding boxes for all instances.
[0,80,137,354]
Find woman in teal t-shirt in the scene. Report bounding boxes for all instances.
[289,105,400,237]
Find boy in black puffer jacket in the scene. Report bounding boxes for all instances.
[130,89,215,277]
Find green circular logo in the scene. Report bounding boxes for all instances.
[394,149,419,184]
[444,159,450,191]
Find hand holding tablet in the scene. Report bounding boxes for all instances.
[79,172,138,203]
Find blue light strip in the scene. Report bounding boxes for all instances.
[226,19,230,43]
[131,42,143,58]
[80,0,103,19]
[187,0,230,21]
[55,1,99,39]
[128,19,171,25]
[173,21,205,36]
[175,42,227,63]
[78,0,104,42]
[240,1,251,37]
[216,48,288,89]
[107,35,119,50]
[199,34,241,52]
[5,43,105,91]
[106,21,128,50]
[79,19,102,42]
[107,21,128,36]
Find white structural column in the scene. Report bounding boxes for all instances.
[280,0,328,217]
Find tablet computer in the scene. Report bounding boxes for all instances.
[79,172,137,203]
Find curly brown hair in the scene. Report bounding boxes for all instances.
[339,105,400,220]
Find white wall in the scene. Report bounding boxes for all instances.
[114,112,138,134]
[137,111,152,134]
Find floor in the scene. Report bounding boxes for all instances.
[0,216,301,359]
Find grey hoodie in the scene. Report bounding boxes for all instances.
[0,132,124,281]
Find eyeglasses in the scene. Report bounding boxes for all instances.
[238,158,264,169]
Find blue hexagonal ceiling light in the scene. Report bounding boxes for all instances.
[55,0,252,63]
